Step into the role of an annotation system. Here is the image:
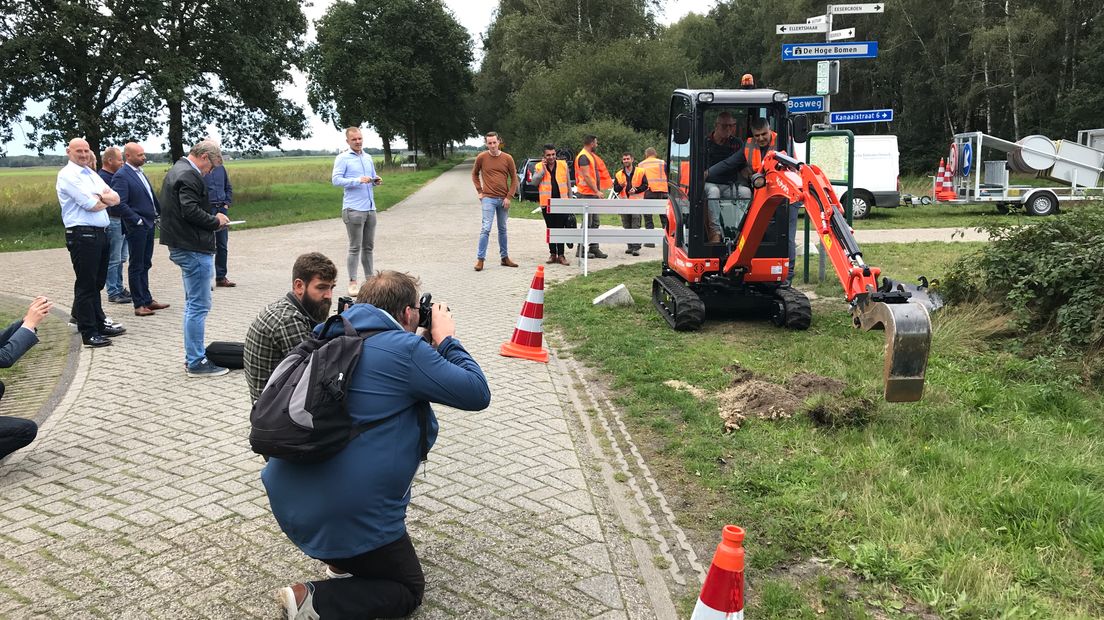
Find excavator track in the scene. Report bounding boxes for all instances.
[652,276,706,331]
[773,286,812,330]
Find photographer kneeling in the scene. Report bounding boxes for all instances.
[263,271,491,619]
[1,296,52,462]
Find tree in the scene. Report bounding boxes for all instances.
[0,0,308,160]
[307,0,475,164]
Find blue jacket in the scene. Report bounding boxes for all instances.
[205,165,233,206]
[111,164,161,227]
[261,303,490,559]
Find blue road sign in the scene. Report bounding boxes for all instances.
[961,143,973,177]
[787,96,825,113]
[782,41,879,61]
[828,109,894,124]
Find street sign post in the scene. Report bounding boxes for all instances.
[776,22,828,34]
[828,27,856,41]
[829,3,885,14]
[828,109,894,124]
[782,41,878,61]
[787,96,826,113]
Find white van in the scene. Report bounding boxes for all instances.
[795,135,900,218]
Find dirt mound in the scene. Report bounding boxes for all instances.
[785,372,846,399]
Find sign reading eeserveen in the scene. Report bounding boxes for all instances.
[828,109,894,124]
[787,96,826,113]
[782,42,878,61]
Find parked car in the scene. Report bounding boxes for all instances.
[516,158,540,202]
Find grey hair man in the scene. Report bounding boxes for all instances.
[159,140,232,376]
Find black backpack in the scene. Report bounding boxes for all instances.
[249,314,426,464]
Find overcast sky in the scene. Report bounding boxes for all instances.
[4,0,717,156]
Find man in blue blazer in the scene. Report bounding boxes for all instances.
[112,143,170,317]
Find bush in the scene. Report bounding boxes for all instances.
[940,204,1104,351]
[535,118,664,163]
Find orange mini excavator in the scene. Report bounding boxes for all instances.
[651,88,936,402]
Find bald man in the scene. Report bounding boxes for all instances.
[57,138,127,347]
[99,147,131,304]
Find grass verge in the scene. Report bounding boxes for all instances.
[544,243,1103,619]
[0,157,461,252]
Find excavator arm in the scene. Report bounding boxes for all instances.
[723,151,933,402]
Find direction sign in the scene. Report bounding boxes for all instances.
[777,22,828,34]
[829,27,856,41]
[830,3,885,14]
[807,14,828,24]
[787,96,825,113]
[782,41,878,61]
[828,109,894,124]
[961,143,973,177]
[816,61,831,94]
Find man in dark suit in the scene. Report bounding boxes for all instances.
[113,143,170,318]
[160,140,231,377]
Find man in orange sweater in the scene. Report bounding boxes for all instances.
[471,132,518,271]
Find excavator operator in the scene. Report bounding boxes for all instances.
[705,117,797,282]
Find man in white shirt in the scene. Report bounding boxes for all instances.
[56,138,127,348]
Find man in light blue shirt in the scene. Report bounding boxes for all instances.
[332,127,382,295]
[56,138,127,348]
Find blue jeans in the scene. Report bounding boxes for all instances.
[106,217,130,296]
[168,248,214,367]
[476,197,508,260]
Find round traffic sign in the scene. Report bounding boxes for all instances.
[961,143,973,178]
[947,143,958,175]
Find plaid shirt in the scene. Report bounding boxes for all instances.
[244,293,317,402]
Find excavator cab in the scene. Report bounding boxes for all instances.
[653,88,935,402]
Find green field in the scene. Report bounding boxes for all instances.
[0,156,461,251]
[545,244,1103,619]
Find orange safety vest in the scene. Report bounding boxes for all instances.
[614,167,642,199]
[535,159,570,208]
[743,131,778,174]
[574,149,612,196]
[632,156,668,194]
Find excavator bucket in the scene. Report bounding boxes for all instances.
[852,296,933,402]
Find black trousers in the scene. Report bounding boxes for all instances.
[541,208,571,256]
[213,204,229,279]
[127,223,156,308]
[0,381,39,461]
[311,532,425,618]
[65,227,110,338]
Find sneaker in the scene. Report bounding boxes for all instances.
[101,324,127,337]
[348,281,359,296]
[324,564,352,579]
[276,583,319,620]
[186,358,229,377]
[103,316,119,328]
[630,249,640,256]
[82,335,112,348]
[108,292,133,304]
[588,248,608,259]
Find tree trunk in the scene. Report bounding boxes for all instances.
[382,138,392,166]
[168,95,185,161]
[1004,0,1021,138]
[983,53,992,135]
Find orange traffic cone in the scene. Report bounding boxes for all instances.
[691,525,746,620]
[940,164,956,200]
[500,265,549,363]
[934,158,954,201]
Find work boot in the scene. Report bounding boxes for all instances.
[474,259,484,271]
[500,257,518,267]
[588,247,608,259]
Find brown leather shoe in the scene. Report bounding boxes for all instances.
[474,259,484,271]
[134,306,155,317]
[147,301,171,310]
[546,254,557,264]
[500,257,518,268]
[556,255,570,266]
[216,278,236,287]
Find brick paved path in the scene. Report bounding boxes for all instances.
[0,163,697,619]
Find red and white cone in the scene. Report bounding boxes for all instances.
[500,265,549,363]
[691,525,745,620]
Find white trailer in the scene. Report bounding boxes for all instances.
[936,131,1104,216]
